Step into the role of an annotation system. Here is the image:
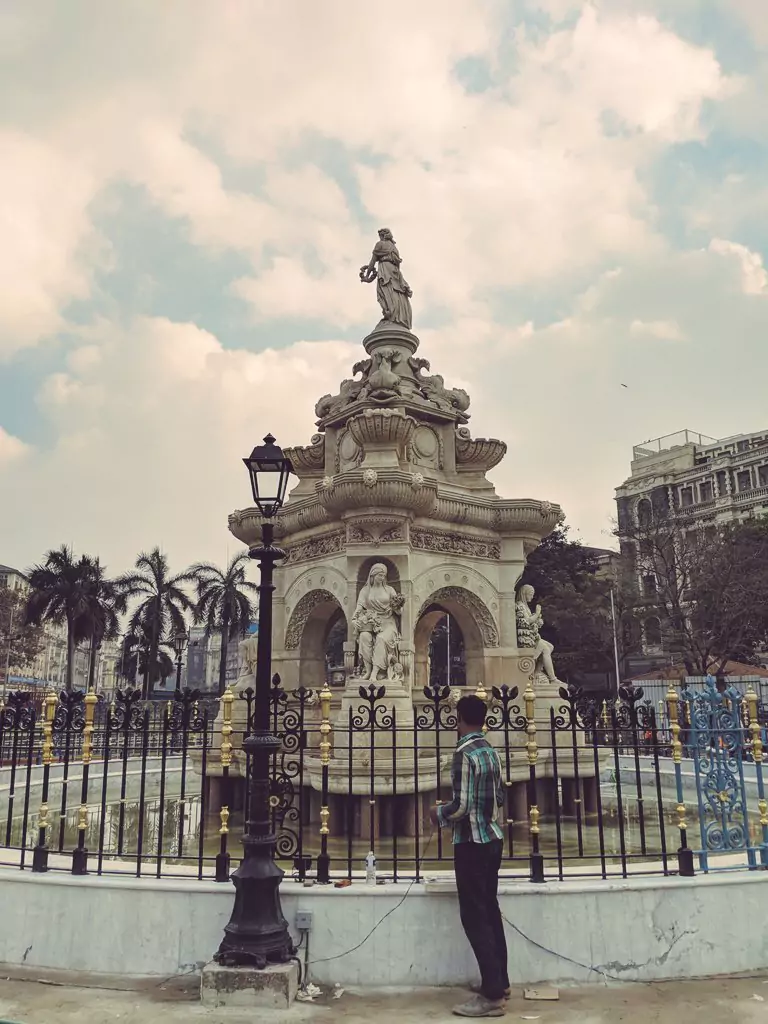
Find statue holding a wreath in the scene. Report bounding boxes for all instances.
[359,228,413,330]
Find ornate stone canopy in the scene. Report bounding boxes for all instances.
[229,239,564,697]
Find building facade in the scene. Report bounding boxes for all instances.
[1,563,121,695]
[615,428,768,675]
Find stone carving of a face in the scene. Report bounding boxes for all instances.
[520,584,535,604]
[378,227,394,242]
[369,564,388,588]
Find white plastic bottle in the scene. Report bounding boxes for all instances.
[365,850,377,885]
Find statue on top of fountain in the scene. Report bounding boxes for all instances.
[515,584,561,686]
[359,228,413,330]
[352,563,405,681]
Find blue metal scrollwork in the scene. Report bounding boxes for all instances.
[682,676,754,870]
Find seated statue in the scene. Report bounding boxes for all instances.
[352,563,405,682]
[515,584,559,684]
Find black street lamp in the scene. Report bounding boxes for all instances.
[216,434,295,969]
[173,629,188,691]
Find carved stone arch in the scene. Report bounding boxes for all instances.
[284,565,348,611]
[417,586,499,648]
[412,562,497,606]
[285,589,346,650]
[284,588,348,690]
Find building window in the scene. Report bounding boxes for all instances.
[636,498,653,529]
[644,617,662,647]
[642,574,657,598]
[699,481,713,502]
[737,469,752,492]
[759,465,768,487]
[639,538,653,560]
[680,486,694,508]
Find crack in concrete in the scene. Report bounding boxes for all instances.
[595,927,695,975]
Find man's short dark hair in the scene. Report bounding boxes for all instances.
[457,694,487,729]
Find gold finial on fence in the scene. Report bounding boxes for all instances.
[747,687,762,762]
[320,805,330,836]
[219,687,234,769]
[77,804,88,831]
[666,685,682,764]
[82,686,98,765]
[42,689,57,767]
[524,679,537,766]
[529,804,540,836]
[38,804,49,831]
[319,682,332,767]
[219,806,230,836]
[475,680,488,702]
[745,688,767,827]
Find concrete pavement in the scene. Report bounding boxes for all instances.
[1,976,768,1023]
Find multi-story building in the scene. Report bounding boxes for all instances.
[615,428,768,675]
[1,562,122,695]
[616,428,768,531]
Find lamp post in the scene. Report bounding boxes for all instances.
[172,628,188,692]
[216,433,295,969]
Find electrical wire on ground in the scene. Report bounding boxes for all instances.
[307,829,437,967]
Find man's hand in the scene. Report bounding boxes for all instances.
[429,805,440,826]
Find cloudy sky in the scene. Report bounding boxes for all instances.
[2,0,768,578]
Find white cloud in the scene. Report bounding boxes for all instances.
[0,427,28,465]
[629,319,685,340]
[0,1,765,574]
[0,131,102,356]
[0,317,357,571]
[708,239,768,295]
[0,2,733,337]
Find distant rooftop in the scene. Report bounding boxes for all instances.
[633,428,768,462]
[0,565,24,575]
[632,430,717,460]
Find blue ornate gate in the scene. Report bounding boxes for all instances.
[682,677,766,870]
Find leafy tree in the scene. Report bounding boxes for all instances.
[520,525,619,683]
[24,546,93,692]
[620,512,768,674]
[0,586,44,686]
[118,549,195,699]
[190,552,258,696]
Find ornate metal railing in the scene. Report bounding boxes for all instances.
[1,679,767,882]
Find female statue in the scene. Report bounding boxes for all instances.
[516,584,559,684]
[359,228,413,330]
[352,563,405,681]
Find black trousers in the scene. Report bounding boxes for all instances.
[454,839,509,1001]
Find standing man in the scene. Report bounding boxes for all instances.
[431,695,509,1018]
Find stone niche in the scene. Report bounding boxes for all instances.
[222,320,594,839]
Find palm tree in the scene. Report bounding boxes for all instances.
[190,552,258,696]
[118,623,174,690]
[77,557,126,691]
[118,548,195,699]
[25,545,93,692]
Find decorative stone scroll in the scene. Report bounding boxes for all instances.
[417,586,500,647]
[285,590,340,650]
[410,527,500,560]
[285,531,345,564]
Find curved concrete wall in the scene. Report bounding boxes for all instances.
[1,867,767,987]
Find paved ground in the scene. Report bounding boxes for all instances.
[1,976,768,1023]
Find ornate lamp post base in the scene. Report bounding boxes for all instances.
[215,851,294,967]
[215,737,295,969]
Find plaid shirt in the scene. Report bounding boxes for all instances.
[436,731,505,845]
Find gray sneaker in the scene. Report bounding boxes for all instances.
[453,994,505,1018]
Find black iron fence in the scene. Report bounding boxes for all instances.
[1,677,767,883]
